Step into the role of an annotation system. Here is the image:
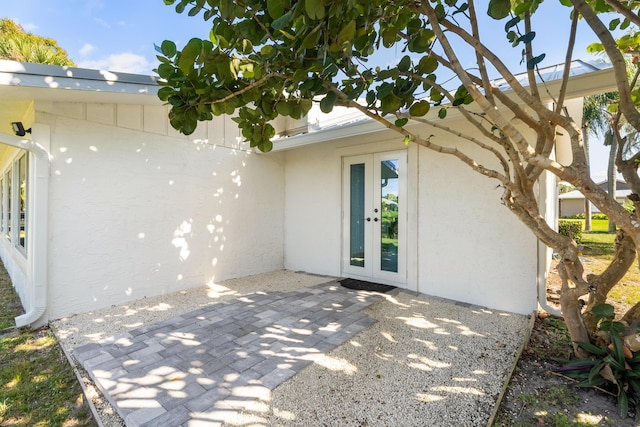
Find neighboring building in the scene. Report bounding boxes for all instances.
[559,180,631,217]
[0,59,615,326]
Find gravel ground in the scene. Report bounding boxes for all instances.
[51,271,530,426]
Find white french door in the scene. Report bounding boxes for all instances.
[342,151,407,286]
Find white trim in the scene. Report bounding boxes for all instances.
[0,130,49,327]
[342,150,407,287]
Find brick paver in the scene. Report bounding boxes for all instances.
[74,281,384,426]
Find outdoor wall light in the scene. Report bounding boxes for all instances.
[11,122,31,137]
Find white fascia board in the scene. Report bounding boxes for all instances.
[273,66,616,152]
[0,60,159,100]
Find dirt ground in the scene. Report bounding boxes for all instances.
[493,262,640,426]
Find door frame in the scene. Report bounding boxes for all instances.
[341,150,407,287]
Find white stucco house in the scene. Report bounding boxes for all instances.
[0,59,614,327]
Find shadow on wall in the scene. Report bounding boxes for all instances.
[48,126,283,315]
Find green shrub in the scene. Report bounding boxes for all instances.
[557,304,640,418]
[592,213,608,220]
[558,220,583,242]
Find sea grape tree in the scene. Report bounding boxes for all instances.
[156,0,640,358]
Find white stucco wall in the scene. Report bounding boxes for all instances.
[283,121,538,315]
[416,142,537,313]
[36,102,285,320]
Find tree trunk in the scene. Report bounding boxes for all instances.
[583,230,636,332]
[557,259,592,358]
[607,134,618,232]
[622,302,640,325]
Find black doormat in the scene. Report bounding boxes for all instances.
[339,278,397,293]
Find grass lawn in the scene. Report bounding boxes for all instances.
[572,219,640,312]
[0,260,97,426]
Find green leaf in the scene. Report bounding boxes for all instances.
[397,55,411,72]
[271,10,292,31]
[161,40,177,57]
[267,0,287,19]
[409,100,430,117]
[366,91,376,106]
[417,55,438,74]
[430,88,444,103]
[514,1,532,15]
[379,93,403,115]
[504,16,521,32]
[302,30,321,49]
[178,38,203,73]
[258,139,273,152]
[395,118,409,127]
[260,45,276,58]
[188,5,203,16]
[305,0,325,20]
[438,107,447,119]
[487,0,511,19]
[526,53,545,70]
[592,303,615,320]
[404,135,410,145]
[158,86,174,101]
[575,341,608,356]
[382,26,397,48]
[157,63,175,79]
[320,91,337,113]
[299,98,313,114]
[609,18,621,31]
[518,31,536,44]
[611,333,626,366]
[586,42,604,53]
[618,390,629,418]
[453,3,468,15]
[275,100,293,116]
[337,20,356,47]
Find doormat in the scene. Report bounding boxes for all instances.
[339,278,397,293]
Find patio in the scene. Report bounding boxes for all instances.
[53,271,530,426]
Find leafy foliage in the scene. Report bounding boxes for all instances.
[0,19,75,66]
[558,220,583,243]
[157,0,640,379]
[558,304,640,418]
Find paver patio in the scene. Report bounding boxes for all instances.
[74,282,385,426]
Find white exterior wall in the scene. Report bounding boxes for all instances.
[36,102,285,320]
[283,121,538,315]
[416,143,537,313]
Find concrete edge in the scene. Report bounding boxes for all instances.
[485,310,537,427]
[50,324,105,427]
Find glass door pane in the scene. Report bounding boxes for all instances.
[380,159,399,272]
[350,163,365,267]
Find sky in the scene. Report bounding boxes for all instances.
[1,0,616,180]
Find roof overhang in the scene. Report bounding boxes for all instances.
[0,60,161,136]
[272,61,617,152]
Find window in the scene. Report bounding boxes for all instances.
[5,169,11,242]
[18,154,27,251]
[0,177,4,234]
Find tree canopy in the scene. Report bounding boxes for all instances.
[157,0,640,367]
[0,18,74,66]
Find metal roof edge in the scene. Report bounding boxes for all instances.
[0,59,158,86]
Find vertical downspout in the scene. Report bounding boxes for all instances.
[537,242,562,316]
[537,164,562,316]
[8,132,50,327]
